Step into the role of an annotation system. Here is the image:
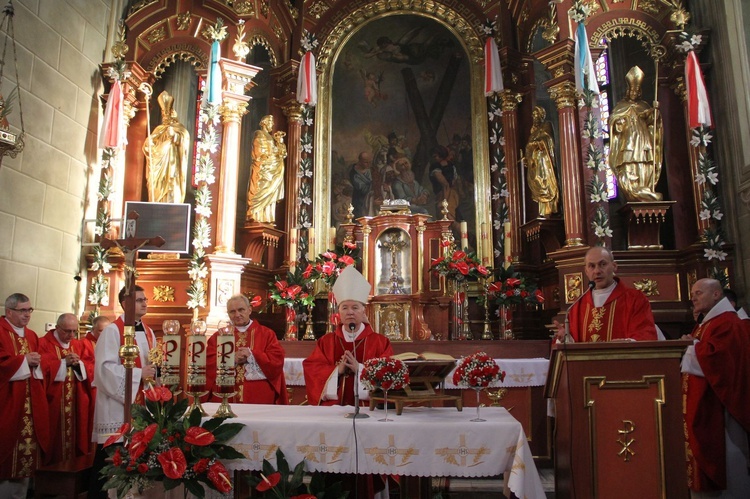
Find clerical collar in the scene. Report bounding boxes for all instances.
[592,280,617,308]
[343,323,365,342]
[236,320,253,333]
[135,320,144,331]
[10,322,25,337]
[53,330,70,348]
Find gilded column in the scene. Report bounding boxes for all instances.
[214,58,258,254]
[281,101,303,261]
[549,81,586,247]
[500,90,524,261]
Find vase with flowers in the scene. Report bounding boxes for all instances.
[429,242,491,340]
[485,266,544,339]
[309,241,361,333]
[269,266,316,341]
[360,357,410,421]
[452,352,505,422]
[100,385,245,498]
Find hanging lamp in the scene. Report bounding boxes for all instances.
[0,0,24,164]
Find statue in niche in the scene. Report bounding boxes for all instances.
[608,66,664,202]
[525,106,559,216]
[143,91,191,204]
[246,115,287,223]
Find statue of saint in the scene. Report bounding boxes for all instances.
[246,115,287,223]
[525,106,559,216]
[142,91,191,204]
[608,66,664,202]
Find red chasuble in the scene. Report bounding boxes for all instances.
[568,279,657,342]
[39,332,94,464]
[0,317,49,479]
[683,310,750,492]
[303,324,393,406]
[206,321,288,405]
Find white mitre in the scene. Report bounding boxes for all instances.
[332,265,371,304]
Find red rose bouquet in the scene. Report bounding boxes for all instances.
[360,357,410,391]
[452,351,505,388]
[101,385,245,498]
[429,242,491,282]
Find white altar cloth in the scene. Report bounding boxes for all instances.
[205,403,546,499]
[284,357,549,388]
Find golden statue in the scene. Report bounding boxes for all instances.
[143,91,191,204]
[608,66,664,202]
[525,106,559,216]
[246,115,287,223]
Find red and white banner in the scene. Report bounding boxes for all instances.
[685,50,713,128]
[296,51,317,106]
[484,37,504,96]
[98,79,125,149]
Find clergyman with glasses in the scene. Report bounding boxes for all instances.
[0,293,50,499]
[88,285,157,498]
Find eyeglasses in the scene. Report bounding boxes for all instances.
[135,298,148,304]
[58,328,78,334]
[10,307,34,314]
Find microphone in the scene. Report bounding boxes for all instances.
[563,281,595,343]
[345,321,369,419]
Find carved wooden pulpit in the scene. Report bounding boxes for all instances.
[545,341,691,499]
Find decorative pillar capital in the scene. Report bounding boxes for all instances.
[281,101,305,123]
[549,81,578,109]
[219,100,248,123]
[500,90,523,111]
[218,57,261,96]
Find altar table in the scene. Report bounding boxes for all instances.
[203,403,546,499]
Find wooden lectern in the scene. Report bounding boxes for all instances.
[545,341,691,499]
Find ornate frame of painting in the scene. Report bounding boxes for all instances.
[311,3,493,263]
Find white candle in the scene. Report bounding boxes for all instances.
[289,228,298,272]
[308,227,315,261]
[329,226,337,250]
[460,221,468,250]
[503,221,511,269]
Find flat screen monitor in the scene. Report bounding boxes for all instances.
[123,201,191,254]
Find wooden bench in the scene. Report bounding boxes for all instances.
[34,453,94,499]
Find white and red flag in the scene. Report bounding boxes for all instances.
[685,50,713,128]
[484,37,504,96]
[99,79,126,150]
[296,51,317,106]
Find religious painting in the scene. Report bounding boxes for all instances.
[330,15,474,245]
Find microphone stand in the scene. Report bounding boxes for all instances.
[346,322,369,419]
[563,281,595,343]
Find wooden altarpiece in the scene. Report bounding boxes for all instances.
[545,340,691,499]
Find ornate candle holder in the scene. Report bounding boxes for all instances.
[303,301,315,340]
[161,320,182,394]
[213,320,237,418]
[482,280,493,340]
[185,319,208,417]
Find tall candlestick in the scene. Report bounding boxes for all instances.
[329,226,337,250]
[460,221,468,250]
[480,222,489,266]
[308,227,315,261]
[503,221,512,269]
[289,228,298,272]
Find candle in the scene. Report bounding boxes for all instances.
[289,228,298,272]
[308,227,315,261]
[460,221,468,250]
[329,226,337,250]
[503,221,511,269]
[214,329,236,394]
[480,222,489,266]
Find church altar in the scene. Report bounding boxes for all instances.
[283,357,549,388]
[203,403,547,499]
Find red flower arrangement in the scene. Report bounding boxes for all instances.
[429,242,491,282]
[269,266,316,308]
[360,357,411,391]
[247,448,347,498]
[100,385,244,498]
[486,265,543,307]
[309,241,361,286]
[452,351,505,388]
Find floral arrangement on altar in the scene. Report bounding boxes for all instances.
[308,240,360,286]
[101,386,245,498]
[429,242,491,282]
[360,357,411,391]
[247,448,347,499]
[268,266,316,309]
[486,265,544,307]
[452,352,505,388]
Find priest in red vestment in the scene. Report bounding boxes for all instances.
[681,278,750,496]
[555,246,657,342]
[0,293,49,499]
[39,313,93,465]
[206,294,288,404]
[304,265,394,406]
